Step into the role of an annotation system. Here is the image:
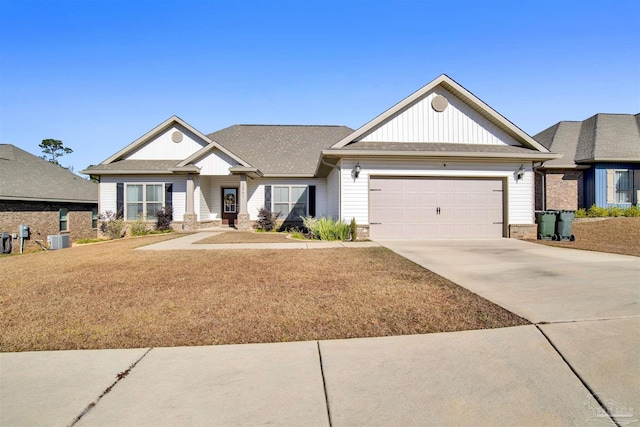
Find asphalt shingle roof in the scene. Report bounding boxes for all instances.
[534,113,640,167]
[207,125,354,175]
[87,160,181,172]
[0,144,98,202]
[337,141,542,154]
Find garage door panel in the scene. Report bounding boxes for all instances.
[369,177,504,239]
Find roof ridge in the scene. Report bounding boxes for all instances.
[230,124,348,127]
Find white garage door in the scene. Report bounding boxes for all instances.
[369,177,504,239]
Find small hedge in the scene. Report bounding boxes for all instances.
[576,205,640,218]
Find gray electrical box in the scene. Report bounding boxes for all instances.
[19,224,29,238]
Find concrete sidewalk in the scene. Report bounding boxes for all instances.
[0,327,612,426]
[136,232,381,250]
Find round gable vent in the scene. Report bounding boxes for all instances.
[171,131,183,143]
[431,95,448,112]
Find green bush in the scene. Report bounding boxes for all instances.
[575,208,587,218]
[608,206,625,217]
[289,229,306,240]
[303,216,351,241]
[586,205,609,217]
[623,205,640,217]
[129,214,149,236]
[350,217,358,241]
[99,210,126,239]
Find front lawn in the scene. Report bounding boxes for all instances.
[194,231,296,244]
[0,234,526,351]
[531,217,640,257]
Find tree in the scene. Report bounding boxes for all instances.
[39,139,72,166]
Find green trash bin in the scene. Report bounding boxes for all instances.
[555,210,576,241]
[535,211,557,240]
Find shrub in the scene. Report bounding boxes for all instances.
[155,207,173,231]
[129,214,149,236]
[303,216,351,241]
[99,210,126,239]
[254,207,280,231]
[586,205,609,218]
[608,206,625,217]
[623,205,640,217]
[575,208,587,218]
[350,217,358,241]
[289,229,306,240]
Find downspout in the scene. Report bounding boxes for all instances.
[320,158,341,220]
[533,162,545,211]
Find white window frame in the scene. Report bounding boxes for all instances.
[125,183,165,221]
[613,169,633,204]
[272,185,308,219]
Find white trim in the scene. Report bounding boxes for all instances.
[124,182,166,221]
[272,185,309,219]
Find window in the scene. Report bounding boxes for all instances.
[615,170,632,204]
[126,184,164,220]
[92,208,98,229]
[273,186,307,219]
[59,208,69,232]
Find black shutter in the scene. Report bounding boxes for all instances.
[116,183,124,219]
[308,185,316,217]
[165,183,173,210]
[264,185,272,212]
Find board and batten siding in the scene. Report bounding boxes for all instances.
[195,149,238,175]
[208,177,240,219]
[339,159,534,226]
[247,178,327,220]
[360,87,520,146]
[592,163,640,207]
[326,166,341,219]
[99,175,187,221]
[127,125,207,160]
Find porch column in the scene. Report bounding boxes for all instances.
[183,174,198,231]
[237,174,250,230]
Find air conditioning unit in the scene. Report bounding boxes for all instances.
[48,234,69,250]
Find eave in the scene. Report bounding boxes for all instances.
[321,149,562,162]
[0,196,98,204]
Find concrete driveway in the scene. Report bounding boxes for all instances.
[379,238,640,424]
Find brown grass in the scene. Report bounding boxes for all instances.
[531,217,640,257]
[0,234,526,351]
[194,231,296,244]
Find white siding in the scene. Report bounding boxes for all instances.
[198,177,213,219]
[99,175,187,221]
[326,166,340,219]
[195,149,238,175]
[360,87,520,146]
[127,125,207,160]
[248,178,327,220]
[209,177,241,219]
[340,159,534,226]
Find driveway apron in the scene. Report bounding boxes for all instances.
[379,238,640,425]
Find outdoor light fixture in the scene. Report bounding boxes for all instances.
[516,164,525,181]
[354,162,361,178]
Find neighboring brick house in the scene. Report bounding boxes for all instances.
[534,113,640,210]
[0,144,98,251]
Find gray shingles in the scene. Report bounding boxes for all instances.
[86,160,182,172]
[0,144,98,202]
[207,125,354,175]
[336,141,541,154]
[535,113,640,167]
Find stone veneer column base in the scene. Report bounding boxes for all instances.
[183,214,198,232]
[237,213,251,231]
[509,224,537,240]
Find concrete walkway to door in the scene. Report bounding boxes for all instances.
[378,238,640,424]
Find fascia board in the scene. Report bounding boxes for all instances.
[536,164,591,170]
[331,74,549,153]
[577,157,640,163]
[81,170,180,175]
[259,173,317,178]
[321,149,563,162]
[0,196,97,204]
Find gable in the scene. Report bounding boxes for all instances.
[127,124,208,161]
[359,86,521,146]
[193,148,239,175]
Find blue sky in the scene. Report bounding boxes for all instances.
[1,0,638,173]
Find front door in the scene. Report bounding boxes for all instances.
[222,188,238,226]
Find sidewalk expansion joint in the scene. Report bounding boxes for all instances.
[535,325,621,427]
[316,341,333,427]
[536,315,639,325]
[68,347,153,427]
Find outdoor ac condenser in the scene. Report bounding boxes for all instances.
[47,235,69,250]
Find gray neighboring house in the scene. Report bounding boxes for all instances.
[0,144,98,250]
[534,113,640,210]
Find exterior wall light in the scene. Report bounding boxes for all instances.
[354,162,361,178]
[516,164,525,181]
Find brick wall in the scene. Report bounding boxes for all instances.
[541,170,584,210]
[0,201,97,251]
